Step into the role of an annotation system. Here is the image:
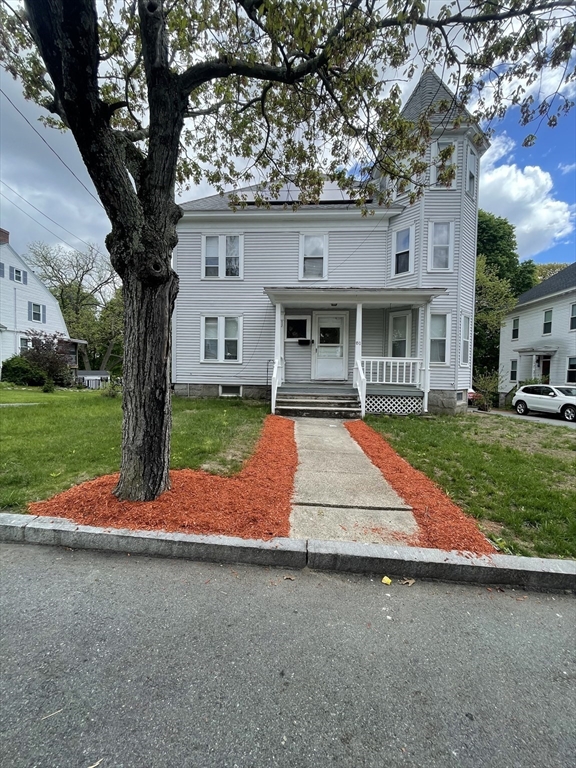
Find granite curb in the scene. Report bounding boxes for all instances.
[1,513,574,591]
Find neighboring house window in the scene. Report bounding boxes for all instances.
[389,312,411,357]
[543,309,552,335]
[510,360,518,382]
[461,315,471,366]
[201,316,242,363]
[512,317,519,340]
[570,303,576,331]
[285,316,310,341]
[428,222,453,271]
[392,226,414,276]
[20,337,30,352]
[202,235,242,279]
[431,140,456,188]
[430,313,449,364]
[467,148,477,198]
[9,266,27,284]
[300,234,327,280]
[0,262,4,278]
[28,302,46,323]
[567,357,576,383]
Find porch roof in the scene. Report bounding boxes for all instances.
[513,345,559,355]
[264,286,447,308]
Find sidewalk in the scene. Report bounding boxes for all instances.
[290,418,417,544]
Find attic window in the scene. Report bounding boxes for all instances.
[14,269,22,283]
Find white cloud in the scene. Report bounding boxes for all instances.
[479,133,575,259]
[559,162,576,175]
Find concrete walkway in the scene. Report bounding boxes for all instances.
[290,418,417,545]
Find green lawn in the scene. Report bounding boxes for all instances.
[366,413,576,559]
[0,387,267,511]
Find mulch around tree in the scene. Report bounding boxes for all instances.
[29,415,298,541]
[345,420,496,555]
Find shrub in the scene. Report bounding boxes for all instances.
[42,378,55,393]
[100,378,122,398]
[22,331,73,387]
[1,355,46,386]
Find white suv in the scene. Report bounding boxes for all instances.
[512,385,576,422]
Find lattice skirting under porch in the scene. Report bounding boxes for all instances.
[365,395,423,415]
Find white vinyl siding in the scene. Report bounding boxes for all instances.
[428,221,454,271]
[201,315,242,363]
[299,233,327,280]
[202,234,243,279]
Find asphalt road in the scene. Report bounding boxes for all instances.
[1,543,575,768]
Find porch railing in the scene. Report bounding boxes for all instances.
[361,357,422,386]
[271,356,284,414]
[353,358,366,417]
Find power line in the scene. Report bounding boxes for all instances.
[0,191,91,252]
[0,88,105,209]
[1,180,95,250]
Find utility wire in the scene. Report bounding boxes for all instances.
[1,180,96,250]
[0,88,105,209]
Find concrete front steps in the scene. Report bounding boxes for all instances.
[275,388,361,418]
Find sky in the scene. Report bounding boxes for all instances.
[1,67,575,268]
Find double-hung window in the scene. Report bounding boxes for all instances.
[543,309,552,335]
[467,148,477,198]
[28,302,45,323]
[567,357,576,383]
[510,360,518,382]
[9,266,27,283]
[202,235,242,279]
[512,317,519,340]
[392,226,414,277]
[570,303,576,331]
[428,222,453,271]
[20,337,30,353]
[201,316,242,363]
[300,234,327,280]
[430,313,449,364]
[431,140,456,188]
[461,315,471,366]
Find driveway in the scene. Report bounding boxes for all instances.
[470,408,576,429]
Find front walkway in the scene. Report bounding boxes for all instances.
[290,418,417,544]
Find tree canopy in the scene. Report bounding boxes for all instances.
[474,254,517,374]
[2,0,574,500]
[477,210,538,297]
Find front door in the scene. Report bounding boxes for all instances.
[541,356,551,383]
[312,312,348,380]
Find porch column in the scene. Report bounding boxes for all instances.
[355,302,363,367]
[422,301,431,412]
[274,302,283,362]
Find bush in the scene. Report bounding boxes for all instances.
[100,378,122,398]
[1,355,46,386]
[22,331,73,387]
[473,370,500,412]
[42,378,55,393]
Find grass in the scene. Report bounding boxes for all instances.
[0,386,267,511]
[366,412,576,559]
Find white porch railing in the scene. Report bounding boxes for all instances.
[271,356,284,414]
[361,357,422,386]
[353,358,366,417]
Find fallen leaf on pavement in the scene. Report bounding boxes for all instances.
[381,576,392,585]
[400,578,415,586]
[283,575,296,581]
[87,760,104,768]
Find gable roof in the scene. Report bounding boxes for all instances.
[517,262,576,305]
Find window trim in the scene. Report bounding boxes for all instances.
[427,221,454,272]
[31,303,42,322]
[466,147,477,199]
[510,359,518,382]
[388,310,412,358]
[201,234,244,280]
[285,315,311,342]
[460,314,471,367]
[299,232,328,281]
[14,268,23,283]
[570,303,576,332]
[430,312,451,366]
[200,315,243,364]
[430,139,457,188]
[542,308,553,336]
[391,224,415,279]
[512,317,519,340]
[567,356,576,384]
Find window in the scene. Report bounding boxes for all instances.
[28,302,45,323]
[428,222,453,271]
[201,316,242,362]
[220,385,242,397]
[430,313,449,364]
[9,266,27,284]
[567,357,576,384]
[461,315,471,366]
[202,235,242,279]
[0,262,4,278]
[285,316,310,341]
[392,226,413,276]
[512,317,519,340]
[431,140,456,188]
[510,360,518,382]
[467,148,477,198]
[19,337,30,352]
[300,234,327,279]
[389,312,411,357]
[570,304,576,331]
[543,309,552,335]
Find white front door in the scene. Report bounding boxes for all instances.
[312,312,348,380]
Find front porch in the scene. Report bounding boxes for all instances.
[265,286,446,417]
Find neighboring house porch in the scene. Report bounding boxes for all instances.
[266,286,446,417]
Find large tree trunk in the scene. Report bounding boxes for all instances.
[113,268,178,500]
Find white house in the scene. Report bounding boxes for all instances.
[498,262,576,397]
[0,229,80,373]
[172,72,489,416]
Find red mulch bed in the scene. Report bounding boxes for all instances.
[29,415,297,541]
[345,420,496,556]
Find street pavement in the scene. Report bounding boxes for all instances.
[1,542,575,768]
[469,408,576,429]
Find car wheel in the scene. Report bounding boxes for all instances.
[562,404,576,422]
[515,401,528,415]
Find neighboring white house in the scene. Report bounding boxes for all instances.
[498,262,576,398]
[0,229,81,373]
[172,72,489,416]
